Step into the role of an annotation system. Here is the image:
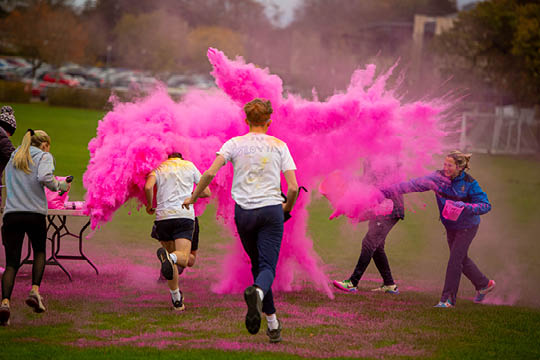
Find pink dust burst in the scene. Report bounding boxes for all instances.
[82,48,450,298]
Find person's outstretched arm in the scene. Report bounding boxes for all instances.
[183,155,226,209]
[198,187,212,198]
[382,172,448,197]
[195,165,212,199]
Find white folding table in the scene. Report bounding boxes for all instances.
[21,209,98,281]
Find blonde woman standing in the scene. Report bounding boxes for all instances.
[382,151,495,307]
[0,129,69,326]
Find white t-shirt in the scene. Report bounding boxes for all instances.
[217,133,297,210]
[150,158,201,221]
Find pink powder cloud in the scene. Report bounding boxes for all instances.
[82,48,450,298]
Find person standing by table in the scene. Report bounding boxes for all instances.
[0,129,70,326]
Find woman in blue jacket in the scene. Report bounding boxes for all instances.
[383,151,495,307]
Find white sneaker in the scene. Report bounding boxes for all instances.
[25,290,46,313]
[371,284,399,294]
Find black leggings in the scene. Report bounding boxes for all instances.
[2,212,47,300]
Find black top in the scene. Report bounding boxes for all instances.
[0,127,15,183]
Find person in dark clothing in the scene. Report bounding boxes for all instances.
[182,98,299,343]
[0,105,17,206]
[333,158,404,294]
[381,151,495,307]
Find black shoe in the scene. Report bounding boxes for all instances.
[266,319,282,343]
[0,303,10,326]
[244,286,262,334]
[171,292,185,311]
[156,248,174,280]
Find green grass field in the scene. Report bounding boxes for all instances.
[1,103,540,359]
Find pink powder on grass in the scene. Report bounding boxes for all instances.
[82,48,450,297]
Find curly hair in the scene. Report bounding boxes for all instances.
[244,98,273,126]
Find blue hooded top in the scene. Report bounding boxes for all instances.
[382,170,491,230]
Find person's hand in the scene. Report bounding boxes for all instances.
[284,211,291,222]
[379,188,391,199]
[182,196,195,210]
[58,180,70,195]
[452,201,466,208]
[146,205,155,215]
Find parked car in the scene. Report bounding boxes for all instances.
[41,72,80,87]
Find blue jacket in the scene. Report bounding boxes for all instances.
[383,171,491,230]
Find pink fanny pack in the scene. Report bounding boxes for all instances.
[442,201,464,221]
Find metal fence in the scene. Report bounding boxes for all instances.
[459,106,539,154]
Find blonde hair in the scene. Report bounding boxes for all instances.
[447,150,471,171]
[13,130,51,174]
[244,98,273,126]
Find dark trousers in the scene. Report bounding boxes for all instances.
[2,212,47,300]
[441,225,489,304]
[234,204,284,315]
[349,217,399,287]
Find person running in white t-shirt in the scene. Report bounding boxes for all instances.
[145,153,210,311]
[182,98,299,343]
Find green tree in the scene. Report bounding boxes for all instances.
[1,1,89,76]
[186,26,245,72]
[433,0,540,105]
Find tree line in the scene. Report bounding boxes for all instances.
[1,0,539,104]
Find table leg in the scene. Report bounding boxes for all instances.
[78,220,98,275]
[46,215,73,281]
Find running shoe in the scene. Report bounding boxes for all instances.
[371,284,399,294]
[156,248,174,280]
[266,319,283,343]
[0,303,10,326]
[25,290,46,313]
[433,300,454,308]
[172,292,185,311]
[244,285,262,334]
[333,279,358,293]
[474,279,496,303]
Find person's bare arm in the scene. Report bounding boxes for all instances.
[183,155,226,209]
[144,174,156,214]
[282,170,299,212]
[198,186,212,198]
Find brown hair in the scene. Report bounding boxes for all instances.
[447,150,471,171]
[13,129,51,174]
[244,98,273,126]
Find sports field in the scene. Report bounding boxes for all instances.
[1,103,539,359]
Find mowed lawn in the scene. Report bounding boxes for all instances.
[0,103,539,359]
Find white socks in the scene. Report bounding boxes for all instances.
[170,288,182,302]
[255,287,264,302]
[169,253,178,264]
[266,313,279,330]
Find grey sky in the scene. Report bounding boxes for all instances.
[74,0,481,26]
[257,0,302,27]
